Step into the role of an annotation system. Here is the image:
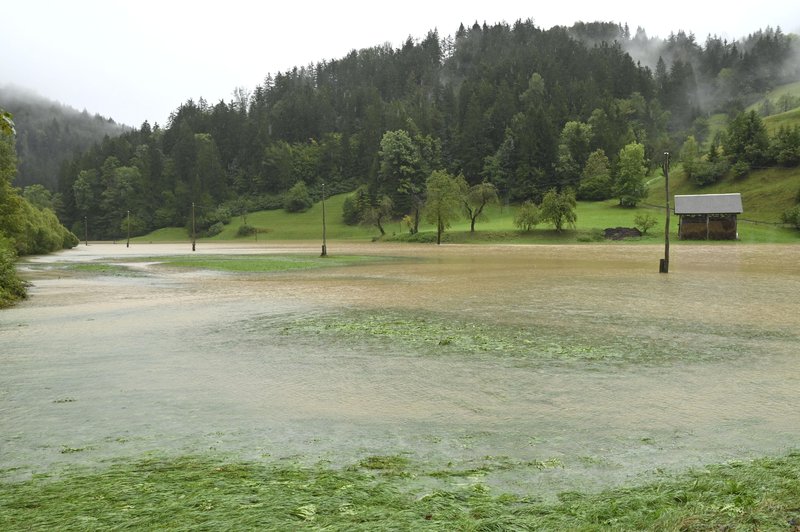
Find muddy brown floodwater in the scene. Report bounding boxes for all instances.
[2,242,799,496]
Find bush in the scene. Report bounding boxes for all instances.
[782,205,800,229]
[388,231,440,243]
[634,213,658,235]
[251,194,284,211]
[284,181,312,213]
[0,237,26,307]
[186,205,231,237]
[691,159,731,186]
[205,222,224,237]
[577,174,613,201]
[236,224,257,237]
[341,193,362,225]
[732,160,751,179]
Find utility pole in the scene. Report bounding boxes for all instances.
[320,183,328,257]
[660,152,670,274]
[126,210,130,248]
[191,202,196,252]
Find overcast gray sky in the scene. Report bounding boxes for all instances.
[3,0,799,127]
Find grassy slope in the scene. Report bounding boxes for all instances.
[137,186,798,245]
[648,79,800,238]
[647,165,800,223]
[764,106,800,132]
[752,80,800,129]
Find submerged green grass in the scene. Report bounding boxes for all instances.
[273,308,793,365]
[148,254,388,273]
[21,262,141,277]
[2,451,798,530]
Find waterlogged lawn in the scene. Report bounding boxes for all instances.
[148,254,389,273]
[22,262,141,276]
[1,451,798,530]
[274,308,795,365]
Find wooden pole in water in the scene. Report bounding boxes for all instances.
[320,183,328,257]
[191,202,196,252]
[126,210,130,248]
[660,152,670,273]
[84,216,88,246]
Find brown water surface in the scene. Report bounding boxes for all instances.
[2,242,799,495]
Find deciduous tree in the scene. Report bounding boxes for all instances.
[539,188,577,232]
[614,142,648,207]
[577,149,612,200]
[513,200,540,232]
[361,194,393,236]
[424,170,464,244]
[463,180,498,232]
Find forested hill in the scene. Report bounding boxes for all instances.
[0,86,126,190]
[56,21,800,238]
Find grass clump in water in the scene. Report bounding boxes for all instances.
[24,262,139,276]
[282,309,621,363]
[1,452,799,530]
[275,307,797,366]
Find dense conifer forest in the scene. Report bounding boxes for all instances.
[41,21,800,238]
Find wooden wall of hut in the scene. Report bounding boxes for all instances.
[678,214,738,240]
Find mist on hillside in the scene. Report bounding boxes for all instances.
[567,22,800,113]
[0,85,128,189]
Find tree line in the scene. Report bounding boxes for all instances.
[51,20,799,239]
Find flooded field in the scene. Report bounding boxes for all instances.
[2,242,799,497]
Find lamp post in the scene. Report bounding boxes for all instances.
[126,210,130,248]
[191,202,196,252]
[320,183,328,257]
[659,152,670,274]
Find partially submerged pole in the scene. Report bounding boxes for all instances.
[126,210,130,248]
[191,202,196,252]
[660,152,670,273]
[320,183,328,257]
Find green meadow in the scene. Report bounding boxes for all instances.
[136,185,800,246]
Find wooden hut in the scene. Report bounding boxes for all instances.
[674,193,743,240]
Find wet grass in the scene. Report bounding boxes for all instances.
[1,451,798,530]
[145,254,389,273]
[24,262,139,276]
[274,308,793,366]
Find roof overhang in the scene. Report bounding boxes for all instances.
[674,193,743,215]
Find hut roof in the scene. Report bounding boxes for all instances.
[674,193,743,215]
